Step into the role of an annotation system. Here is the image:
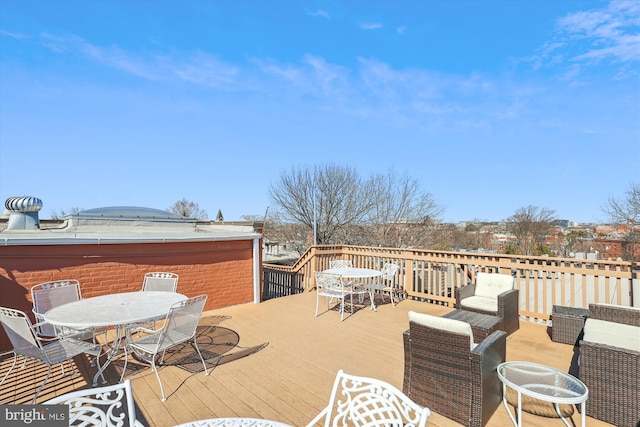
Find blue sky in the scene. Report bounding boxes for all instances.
[1,1,638,223]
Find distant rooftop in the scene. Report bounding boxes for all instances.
[0,202,261,246]
[69,206,196,223]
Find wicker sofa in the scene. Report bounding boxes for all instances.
[578,303,640,427]
[455,272,520,335]
[403,311,506,427]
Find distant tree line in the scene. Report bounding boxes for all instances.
[48,174,639,262]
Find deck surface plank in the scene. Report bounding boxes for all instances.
[1,291,613,427]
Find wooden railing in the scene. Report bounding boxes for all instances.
[263,245,638,323]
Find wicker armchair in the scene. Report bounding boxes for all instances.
[579,303,640,427]
[403,311,506,427]
[455,272,520,335]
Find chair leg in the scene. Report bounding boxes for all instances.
[150,356,167,401]
[191,339,209,376]
[32,364,52,403]
[0,353,18,388]
[388,289,396,308]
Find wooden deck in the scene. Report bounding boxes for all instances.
[1,291,613,427]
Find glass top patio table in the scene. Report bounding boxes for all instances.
[497,361,588,427]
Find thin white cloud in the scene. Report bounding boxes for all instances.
[255,54,351,99]
[37,33,241,89]
[530,0,640,75]
[15,28,613,135]
[360,23,383,30]
[397,26,406,35]
[308,9,330,20]
[0,29,30,39]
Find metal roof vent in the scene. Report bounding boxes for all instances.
[5,196,43,230]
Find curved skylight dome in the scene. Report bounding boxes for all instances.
[71,206,195,222]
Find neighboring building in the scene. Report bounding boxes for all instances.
[0,196,263,351]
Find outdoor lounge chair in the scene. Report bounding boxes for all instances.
[307,369,430,427]
[0,307,103,403]
[403,311,506,427]
[124,294,209,401]
[455,272,520,334]
[578,303,640,427]
[44,379,144,427]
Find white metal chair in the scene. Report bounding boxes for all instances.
[44,379,144,427]
[133,272,180,333]
[123,294,209,401]
[0,307,103,403]
[142,272,179,292]
[307,369,431,427]
[31,280,93,339]
[328,260,353,269]
[367,263,400,308]
[314,271,366,322]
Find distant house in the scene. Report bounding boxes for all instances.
[0,197,263,351]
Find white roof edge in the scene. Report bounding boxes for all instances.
[0,232,262,246]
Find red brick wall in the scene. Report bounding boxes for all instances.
[0,239,259,351]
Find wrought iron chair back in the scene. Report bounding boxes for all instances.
[381,262,399,281]
[44,379,144,427]
[307,369,430,427]
[328,260,353,269]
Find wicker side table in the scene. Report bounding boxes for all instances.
[442,309,502,342]
[551,305,588,345]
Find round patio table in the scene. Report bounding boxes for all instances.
[44,291,187,386]
[323,267,382,310]
[497,361,588,427]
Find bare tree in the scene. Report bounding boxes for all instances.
[50,207,82,220]
[505,205,557,256]
[269,164,373,244]
[602,183,640,224]
[168,198,208,220]
[602,183,640,261]
[365,169,443,247]
[268,164,442,248]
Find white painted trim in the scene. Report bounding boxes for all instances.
[0,232,261,246]
[253,237,261,304]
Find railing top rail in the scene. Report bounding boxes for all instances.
[265,245,635,273]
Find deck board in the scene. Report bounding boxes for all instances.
[1,291,612,427]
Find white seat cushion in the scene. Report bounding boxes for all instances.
[474,272,514,299]
[409,311,475,350]
[583,318,640,352]
[461,295,498,313]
